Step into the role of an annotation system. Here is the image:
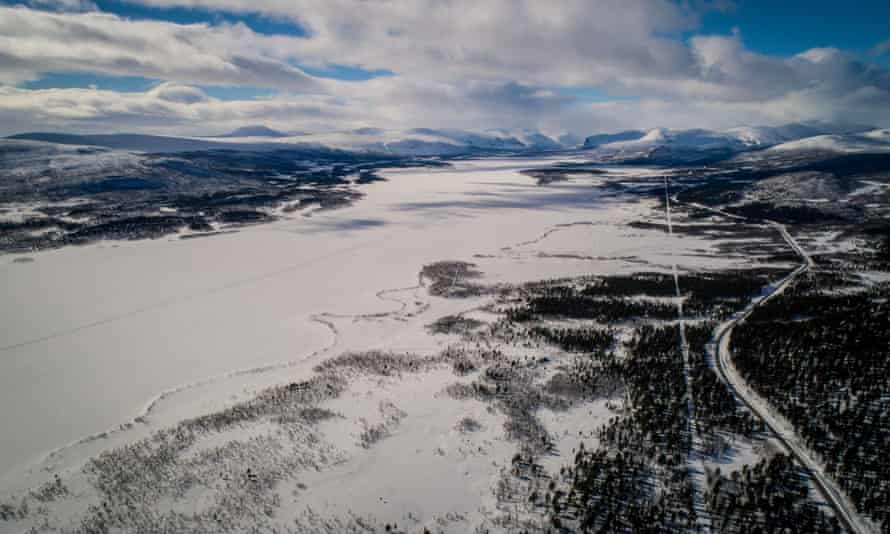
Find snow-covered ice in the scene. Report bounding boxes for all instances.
[0,158,776,531]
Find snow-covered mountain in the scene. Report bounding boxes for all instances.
[5,132,269,152]
[226,127,569,156]
[767,129,890,154]
[215,125,291,138]
[582,130,646,149]
[725,122,874,147]
[6,122,884,159]
[580,122,879,163]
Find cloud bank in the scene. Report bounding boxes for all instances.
[0,1,888,135]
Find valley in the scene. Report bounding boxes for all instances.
[2,147,888,532]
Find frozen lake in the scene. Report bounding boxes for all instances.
[0,158,734,488]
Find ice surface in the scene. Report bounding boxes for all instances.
[0,158,768,530]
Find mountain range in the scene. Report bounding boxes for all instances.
[6,122,890,160]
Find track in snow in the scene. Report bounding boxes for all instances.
[501,221,598,250]
[0,240,379,354]
[663,177,711,532]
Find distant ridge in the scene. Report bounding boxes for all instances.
[6,132,234,152]
[215,125,289,138]
[4,132,329,154]
[582,130,646,149]
[7,121,881,158]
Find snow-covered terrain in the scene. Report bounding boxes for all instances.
[8,121,883,159]
[0,157,789,531]
[581,122,880,163]
[3,139,889,531]
[0,139,143,182]
[7,128,570,156]
[0,159,713,477]
[767,129,890,153]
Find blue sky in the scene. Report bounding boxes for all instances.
[0,0,888,135]
[5,0,394,90]
[11,0,889,94]
[699,1,890,59]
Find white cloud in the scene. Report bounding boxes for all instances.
[0,2,888,135]
[0,1,705,90]
[194,0,701,89]
[0,6,322,91]
[0,84,367,135]
[147,82,210,104]
[4,71,888,138]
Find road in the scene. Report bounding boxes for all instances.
[680,197,873,534]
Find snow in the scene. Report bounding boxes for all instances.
[291,368,513,532]
[598,127,748,152]
[861,129,890,141]
[583,123,883,161]
[11,123,884,160]
[708,220,873,533]
[0,157,785,531]
[726,126,790,147]
[768,132,890,154]
[0,139,143,181]
[851,179,890,197]
[196,127,569,156]
[536,398,615,475]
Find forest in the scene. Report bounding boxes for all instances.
[732,273,890,531]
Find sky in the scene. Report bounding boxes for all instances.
[0,0,888,137]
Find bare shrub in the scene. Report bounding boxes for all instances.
[314,350,434,376]
[358,401,406,448]
[456,417,483,433]
[29,474,68,503]
[420,261,488,298]
[428,314,484,335]
[444,381,497,401]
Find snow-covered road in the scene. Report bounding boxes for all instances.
[690,202,874,534]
